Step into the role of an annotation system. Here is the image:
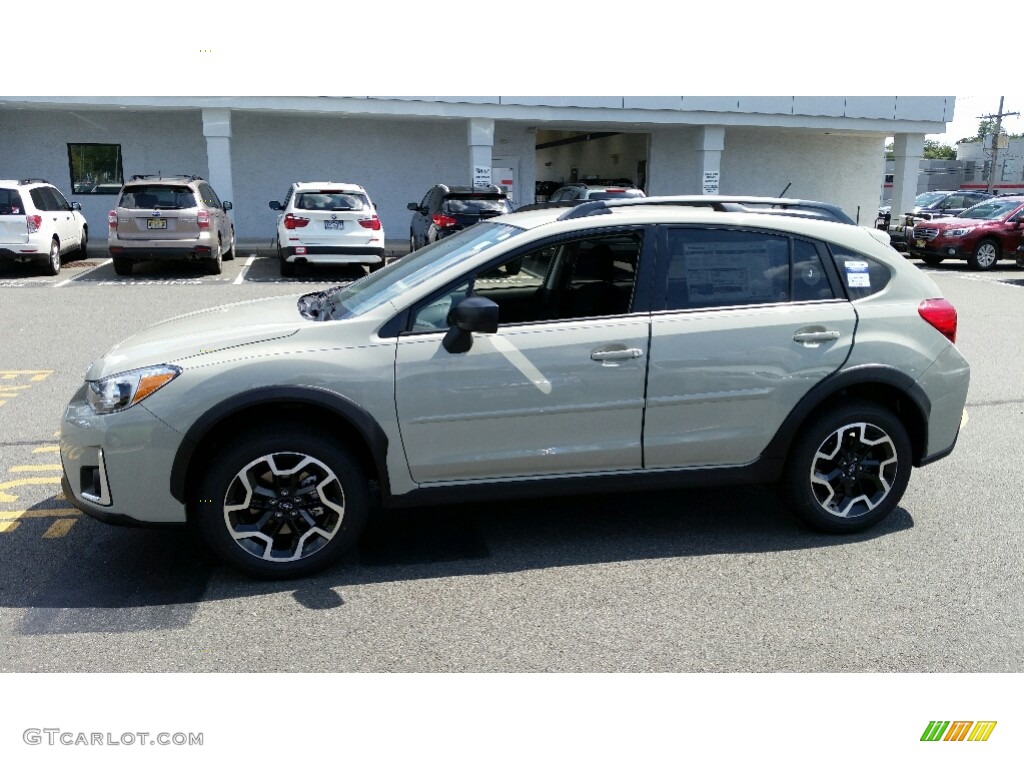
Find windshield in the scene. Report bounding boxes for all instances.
[958,199,1023,221]
[914,192,948,208]
[321,222,525,320]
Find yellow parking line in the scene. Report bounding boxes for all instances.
[0,370,53,381]
[43,519,76,538]
[0,477,64,503]
[0,508,81,520]
[0,521,19,533]
[11,465,63,472]
[32,446,60,454]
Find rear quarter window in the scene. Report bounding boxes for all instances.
[829,245,892,299]
[0,189,25,215]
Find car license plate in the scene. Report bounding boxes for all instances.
[147,218,167,230]
[915,239,925,248]
[324,221,344,230]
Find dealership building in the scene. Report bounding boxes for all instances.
[0,96,953,243]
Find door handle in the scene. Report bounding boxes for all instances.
[591,347,644,362]
[793,329,841,344]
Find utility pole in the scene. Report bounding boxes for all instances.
[979,97,1020,193]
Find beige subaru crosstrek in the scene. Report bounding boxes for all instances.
[107,175,235,276]
[64,196,971,579]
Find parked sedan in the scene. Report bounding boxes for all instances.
[909,196,1024,269]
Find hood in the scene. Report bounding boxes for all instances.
[918,215,995,231]
[88,295,305,379]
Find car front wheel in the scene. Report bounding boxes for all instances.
[969,239,999,270]
[195,426,370,579]
[781,401,911,533]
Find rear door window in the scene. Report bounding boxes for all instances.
[30,187,59,211]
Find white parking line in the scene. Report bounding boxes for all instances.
[53,259,112,288]
[233,254,256,285]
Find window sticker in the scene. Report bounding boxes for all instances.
[679,242,773,304]
[844,259,871,288]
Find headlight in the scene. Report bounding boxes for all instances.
[86,365,181,414]
[946,227,974,237]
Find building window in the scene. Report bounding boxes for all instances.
[67,143,124,194]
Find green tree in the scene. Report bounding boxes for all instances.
[922,140,956,160]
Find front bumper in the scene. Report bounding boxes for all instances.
[907,239,965,260]
[60,383,189,526]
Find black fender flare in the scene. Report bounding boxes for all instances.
[169,385,390,504]
[762,364,931,464]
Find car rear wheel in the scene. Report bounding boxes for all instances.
[781,401,911,533]
[42,238,61,276]
[206,240,223,275]
[194,426,370,579]
[77,228,88,259]
[921,255,943,266]
[223,227,235,261]
[969,239,999,270]
[113,257,133,276]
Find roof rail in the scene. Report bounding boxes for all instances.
[18,178,49,185]
[129,174,204,182]
[556,195,855,224]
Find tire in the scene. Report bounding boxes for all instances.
[781,400,912,534]
[206,240,223,275]
[409,232,416,253]
[113,257,133,276]
[921,255,943,266]
[223,227,235,261]
[77,227,88,259]
[194,426,370,579]
[968,239,1000,271]
[42,237,61,276]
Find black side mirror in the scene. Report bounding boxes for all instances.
[269,201,282,211]
[442,296,499,353]
[223,201,233,212]
[407,202,419,211]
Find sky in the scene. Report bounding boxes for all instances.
[928,95,1024,145]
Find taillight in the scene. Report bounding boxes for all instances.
[107,210,118,229]
[918,298,958,343]
[432,213,457,228]
[359,215,382,231]
[284,213,309,230]
[197,209,211,230]
[26,215,42,233]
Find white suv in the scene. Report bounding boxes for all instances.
[0,178,88,275]
[270,182,385,277]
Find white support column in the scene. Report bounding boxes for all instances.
[890,133,924,226]
[695,126,725,194]
[467,117,495,187]
[202,108,234,209]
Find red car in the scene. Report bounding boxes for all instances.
[909,196,1024,270]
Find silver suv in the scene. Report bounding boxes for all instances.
[61,199,971,578]
[0,178,88,275]
[107,175,235,276]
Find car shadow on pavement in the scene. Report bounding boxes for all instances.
[4,484,913,635]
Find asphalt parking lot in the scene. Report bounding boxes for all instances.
[0,247,1022,673]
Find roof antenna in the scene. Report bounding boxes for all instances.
[778,182,791,197]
